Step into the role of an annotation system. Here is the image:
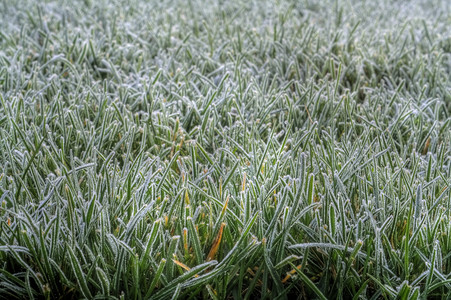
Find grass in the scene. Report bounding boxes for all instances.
[0,0,451,298]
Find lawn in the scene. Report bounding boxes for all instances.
[1,0,451,299]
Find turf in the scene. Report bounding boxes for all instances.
[1,0,451,299]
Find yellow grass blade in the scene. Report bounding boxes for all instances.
[207,222,226,261]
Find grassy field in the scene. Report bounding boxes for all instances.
[1,0,451,299]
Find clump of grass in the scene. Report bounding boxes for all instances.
[1,0,450,299]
